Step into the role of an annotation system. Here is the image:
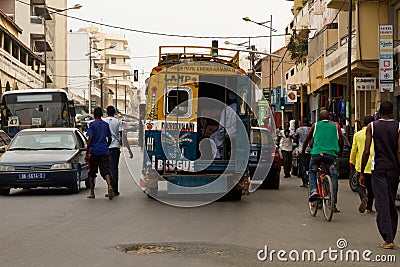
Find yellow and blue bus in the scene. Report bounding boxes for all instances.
[141,46,263,203]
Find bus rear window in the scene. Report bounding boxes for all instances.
[165,86,192,117]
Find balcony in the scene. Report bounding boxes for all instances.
[326,0,354,10]
[105,63,131,72]
[105,49,131,58]
[324,34,357,79]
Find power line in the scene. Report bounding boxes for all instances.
[47,55,158,62]
[16,0,287,39]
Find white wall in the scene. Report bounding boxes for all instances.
[67,31,89,102]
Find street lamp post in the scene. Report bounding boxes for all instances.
[243,16,277,96]
[224,38,253,71]
[43,4,82,88]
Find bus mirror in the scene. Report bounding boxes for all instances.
[38,105,43,112]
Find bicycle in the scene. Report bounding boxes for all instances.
[308,161,334,222]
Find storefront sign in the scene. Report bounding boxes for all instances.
[379,25,394,93]
[354,77,376,91]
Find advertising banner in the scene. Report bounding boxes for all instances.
[379,25,394,93]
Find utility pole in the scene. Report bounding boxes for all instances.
[346,0,352,138]
[88,38,92,112]
[43,6,47,88]
[124,85,127,114]
[269,14,273,97]
[100,72,104,109]
[115,79,118,110]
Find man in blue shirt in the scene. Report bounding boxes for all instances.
[86,107,114,200]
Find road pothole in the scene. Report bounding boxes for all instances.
[116,242,261,266]
[119,244,181,254]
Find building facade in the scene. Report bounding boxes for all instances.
[284,0,400,131]
[1,0,69,89]
[0,8,44,96]
[68,27,136,116]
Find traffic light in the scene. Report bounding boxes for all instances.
[211,40,218,57]
[280,97,285,110]
[133,70,139,82]
[263,88,270,102]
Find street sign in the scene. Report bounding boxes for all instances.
[354,77,376,90]
[379,25,394,93]
[263,88,270,102]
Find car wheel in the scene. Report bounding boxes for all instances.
[69,170,81,194]
[0,187,10,195]
[349,170,358,192]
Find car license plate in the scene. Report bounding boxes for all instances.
[18,173,46,179]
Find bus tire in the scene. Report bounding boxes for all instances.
[0,188,10,195]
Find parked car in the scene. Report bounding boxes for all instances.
[0,128,89,195]
[126,131,139,146]
[0,130,11,157]
[249,127,281,189]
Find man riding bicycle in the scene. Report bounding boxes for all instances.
[300,110,342,202]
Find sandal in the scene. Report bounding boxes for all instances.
[107,186,114,200]
[87,194,95,199]
[377,243,394,249]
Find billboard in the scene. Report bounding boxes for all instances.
[379,25,394,93]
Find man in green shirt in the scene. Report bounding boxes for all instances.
[301,110,341,202]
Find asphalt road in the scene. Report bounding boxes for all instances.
[0,146,399,267]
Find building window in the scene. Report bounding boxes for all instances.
[290,69,295,76]
[110,42,117,48]
[111,57,116,64]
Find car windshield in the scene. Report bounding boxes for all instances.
[251,129,273,145]
[8,132,76,150]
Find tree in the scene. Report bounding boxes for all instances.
[286,28,310,66]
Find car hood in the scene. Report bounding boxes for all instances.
[0,150,78,164]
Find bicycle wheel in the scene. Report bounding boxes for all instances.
[322,174,334,222]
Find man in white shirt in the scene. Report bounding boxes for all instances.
[210,102,236,159]
[277,122,295,178]
[103,106,123,196]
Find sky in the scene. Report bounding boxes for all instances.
[67,0,294,83]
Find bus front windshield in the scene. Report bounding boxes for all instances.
[2,93,69,136]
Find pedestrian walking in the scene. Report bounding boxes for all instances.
[86,107,114,200]
[360,101,400,249]
[277,122,295,178]
[122,121,134,158]
[104,106,123,196]
[295,118,311,187]
[349,115,375,214]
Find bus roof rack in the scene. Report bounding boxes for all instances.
[158,46,241,69]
